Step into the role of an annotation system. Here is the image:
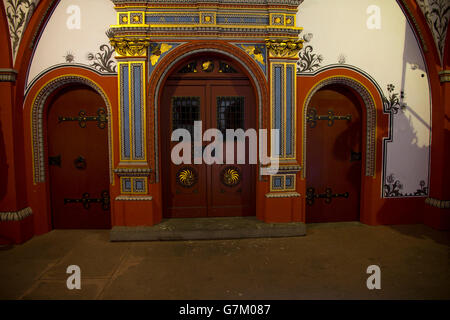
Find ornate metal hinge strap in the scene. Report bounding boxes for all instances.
[58,107,108,129]
[64,190,110,210]
[307,108,352,128]
[306,187,349,205]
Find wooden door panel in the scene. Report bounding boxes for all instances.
[161,65,256,218]
[209,85,255,216]
[306,87,362,223]
[48,86,110,229]
[161,85,208,217]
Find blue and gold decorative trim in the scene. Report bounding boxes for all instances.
[200,12,216,25]
[235,43,267,76]
[148,42,182,76]
[118,61,147,162]
[120,177,148,194]
[270,174,296,192]
[270,62,297,161]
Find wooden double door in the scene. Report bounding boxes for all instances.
[306,85,363,223]
[161,60,256,218]
[47,85,111,229]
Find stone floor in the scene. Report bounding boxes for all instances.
[0,222,449,300]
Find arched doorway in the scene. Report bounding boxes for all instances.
[305,84,363,223]
[47,84,111,228]
[160,55,256,218]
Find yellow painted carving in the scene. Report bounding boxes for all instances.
[265,39,303,58]
[179,169,196,187]
[150,43,173,66]
[223,168,240,185]
[241,45,265,65]
[110,37,151,57]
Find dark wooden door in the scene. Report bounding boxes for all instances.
[161,58,255,218]
[47,85,111,229]
[306,85,362,223]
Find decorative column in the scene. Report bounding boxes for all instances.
[108,10,156,226]
[424,70,450,229]
[263,38,304,223]
[0,69,33,243]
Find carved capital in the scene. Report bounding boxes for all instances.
[109,37,151,57]
[265,39,303,58]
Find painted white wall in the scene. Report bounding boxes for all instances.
[26,0,116,90]
[297,0,431,197]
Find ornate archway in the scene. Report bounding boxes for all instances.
[302,76,377,179]
[148,41,269,183]
[30,75,114,184]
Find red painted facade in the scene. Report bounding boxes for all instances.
[0,0,448,244]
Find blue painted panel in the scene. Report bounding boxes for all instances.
[133,65,143,159]
[274,66,283,156]
[146,15,199,24]
[122,178,132,192]
[121,64,130,159]
[134,179,145,192]
[286,66,293,156]
[216,15,269,25]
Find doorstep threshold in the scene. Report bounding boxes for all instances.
[110,217,306,241]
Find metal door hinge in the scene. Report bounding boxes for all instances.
[307,108,352,128]
[64,190,110,210]
[306,187,349,205]
[58,107,108,129]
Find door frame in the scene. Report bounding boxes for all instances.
[29,73,114,230]
[301,73,381,223]
[304,82,365,222]
[148,42,269,220]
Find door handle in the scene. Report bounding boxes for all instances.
[49,155,61,167]
[74,156,87,170]
[350,151,362,162]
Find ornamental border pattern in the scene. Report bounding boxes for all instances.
[152,47,264,183]
[112,0,303,5]
[302,76,377,178]
[425,197,450,209]
[31,76,114,184]
[0,207,33,222]
[0,69,18,82]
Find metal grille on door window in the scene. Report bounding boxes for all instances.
[217,96,245,139]
[172,97,200,136]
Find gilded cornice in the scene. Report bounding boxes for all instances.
[265,38,303,58]
[111,0,303,6]
[109,37,151,57]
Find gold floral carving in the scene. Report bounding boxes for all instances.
[265,39,304,58]
[109,37,151,57]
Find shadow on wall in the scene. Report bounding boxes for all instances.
[383,20,431,198]
[0,120,8,202]
[384,110,429,197]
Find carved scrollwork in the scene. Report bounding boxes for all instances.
[221,166,241,187]
[109,37,151,57]
[176,167,198,188]
[265,39,304,58]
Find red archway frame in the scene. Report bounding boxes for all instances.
[397,0,449,229]
[297,67,427,225]
[146,41,270,224]
[1,0,447,243]
[22,67,118,235]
